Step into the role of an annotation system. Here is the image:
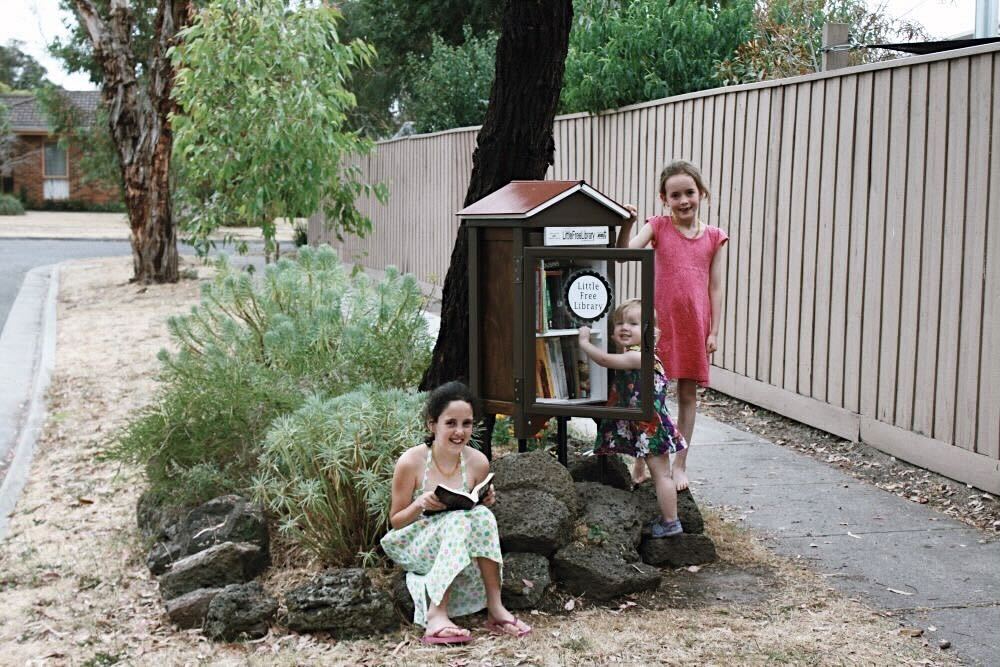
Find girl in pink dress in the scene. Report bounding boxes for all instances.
[617,160,728,491]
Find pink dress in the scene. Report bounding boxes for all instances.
[649,216,728,384]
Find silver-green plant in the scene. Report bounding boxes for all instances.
[109,245,433,506]
[252,387,426,565]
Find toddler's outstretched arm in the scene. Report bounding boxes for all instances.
[578,326,641,370]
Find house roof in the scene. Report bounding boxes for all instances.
[457,180,630,219]
[0,90,102,133]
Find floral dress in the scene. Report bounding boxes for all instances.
[594,346,687,457]
[380,446,503,627]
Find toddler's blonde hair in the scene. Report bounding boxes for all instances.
[612,298,659,345]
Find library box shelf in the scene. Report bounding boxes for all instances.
[459,180,654,465]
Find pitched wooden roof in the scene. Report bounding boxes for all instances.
[457,180,630,219]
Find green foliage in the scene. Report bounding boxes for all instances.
[35,85,122,195]
[171,0,387,257]
[561,0,755,113]
[108,245,433,506]
[0,194,25,215]
[252,388,425,564]
[0,40,51,90]
[50,0,161,86]
[293,221,309,247]
[715,0,927,84]
[25,198,125,213]
[404,28,498,133]
[339,0,501,136]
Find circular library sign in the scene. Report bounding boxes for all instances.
[563,269,613,324]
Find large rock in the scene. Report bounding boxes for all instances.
[552,543,661,601]
[631,486,706,535]
[492,489,574,556]
[285,568,397,637]
[164,587,222,629]
[145,495,269,576]
[203,582,277,641]
[492,450,579,516]
[500,552,551,610]
[157,541,265,600]
[639,533,718,567]
[568,453,632,491]
[136,490,186,542]
[575,481,642,551]
[390,569,414,621]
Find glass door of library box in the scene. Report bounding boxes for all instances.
[521,247,654,422]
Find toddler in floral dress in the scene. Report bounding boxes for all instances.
[578,299,687,538]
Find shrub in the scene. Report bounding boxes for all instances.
[108,245,433,506]
[561,0,754,113]
[404,27,498,133]
[0,194,25,215]
[252,387,426,564]
[28,198,125,212]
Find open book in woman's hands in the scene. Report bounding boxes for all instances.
[427,473,495,514]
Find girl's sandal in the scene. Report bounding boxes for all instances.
[421,626,473,645]
[485,617,532,638]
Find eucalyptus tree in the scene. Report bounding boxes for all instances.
[66,0,194,283]
[171,0,385,258]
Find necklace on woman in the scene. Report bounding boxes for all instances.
[432,451,461,478]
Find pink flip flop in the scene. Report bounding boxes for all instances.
[420,626,473,645]
[484,617,532,638]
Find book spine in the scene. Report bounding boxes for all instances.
[536,338,554,398]
[549,339,567,399]
[561,336,578,399]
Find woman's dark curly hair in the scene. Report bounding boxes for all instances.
[423,381,480,446]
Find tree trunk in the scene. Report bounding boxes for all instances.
[73,0,192,284]
[420,0,573,391]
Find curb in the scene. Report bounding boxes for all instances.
[0,264,59,541]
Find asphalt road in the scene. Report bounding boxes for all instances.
[0,239,134,332]
[0,239,269,332]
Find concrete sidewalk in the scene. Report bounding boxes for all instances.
[691,417,1000,665]
[0,211,297,242]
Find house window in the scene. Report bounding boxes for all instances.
[43,140,69,200]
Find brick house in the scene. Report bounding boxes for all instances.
[0,91,120,207]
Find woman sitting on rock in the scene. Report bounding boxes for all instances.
[381,381,532,644]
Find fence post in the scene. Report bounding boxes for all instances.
[822,23,850,71]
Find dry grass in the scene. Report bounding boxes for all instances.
[0,257,955,666]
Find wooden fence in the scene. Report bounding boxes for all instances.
[311,41,1000,493]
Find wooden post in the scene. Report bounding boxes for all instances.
[556,416,568,466]
[822,23,850,72]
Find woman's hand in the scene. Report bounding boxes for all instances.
[415,490,447,514]
[481,484,496,507]
[624,203,638,220]
[706,333,718,355]
[578,325,592,345]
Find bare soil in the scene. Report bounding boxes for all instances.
[0,257,958,665]
[696,387,1000,538]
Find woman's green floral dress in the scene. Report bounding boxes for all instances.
[380,446,503,627]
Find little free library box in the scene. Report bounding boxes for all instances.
[459,180,656,463]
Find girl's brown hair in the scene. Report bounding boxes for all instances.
[658,159,710,201]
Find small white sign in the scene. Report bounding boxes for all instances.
[544,226,610,246]
[565,270,612,323]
